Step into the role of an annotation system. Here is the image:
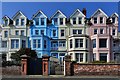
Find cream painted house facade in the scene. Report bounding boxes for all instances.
[2,11,30,61]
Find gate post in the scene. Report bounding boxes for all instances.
[42,55,50,76]
[21,55,29,75]
[64,55,72,76]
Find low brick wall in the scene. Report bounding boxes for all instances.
[73,63,120,76]
[65,60,120,76]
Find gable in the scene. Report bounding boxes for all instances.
[51,10,66,19]
[12,11,26,20]
[70,9,85,18]
[91,9,108,18]
[111,13,119,18]
[32,10,47,19]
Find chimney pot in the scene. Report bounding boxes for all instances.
[82,8,86,16]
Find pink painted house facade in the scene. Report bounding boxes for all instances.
[89,9,119,62]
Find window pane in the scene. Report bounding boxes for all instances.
[94,29,97,34]
[53,30,56,36]
[21,30,24,36]
[75,39,79,48]
[41,30,44,35]
[22,40,26,48]
[54,18,58,25]
[60,18,63,25]
[79,17,82,24]
[78,30,82,34]
[35,18,39,25]
[35,30,39,35]
[70,39,72,48]
[76,53,79,62]
[100,17,103,24]
[94,17,97,24]
[93,39,96,48]
[80,53,83,62]
[41,18,44,25]
[80,39,83,47]
[21,19,24,26]
[61,30,64,36]
[33,40,36,48]
[15,30,19,35]
[16,40,19,48]
[112,17,115,23]
[44,40,46,48]
[73,18,76,24]
[5,20,8,26]
[73,30,77,34]
[112,29,115,35]
[38,39,41,48]
[16,19,19,26]
[11,40,14,49]
[99,39,107,48]
[4,31,8,38]
[100,29,103,34]
[100,53,107,62]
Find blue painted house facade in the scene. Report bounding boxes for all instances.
[29,10,50,58]
[30,10,67,63]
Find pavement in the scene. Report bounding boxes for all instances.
[1,75,120,80]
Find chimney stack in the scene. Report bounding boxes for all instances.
[82,8,86,16]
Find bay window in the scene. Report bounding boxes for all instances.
[75,39,83,48]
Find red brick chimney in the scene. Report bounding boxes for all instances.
[82,8,86,16]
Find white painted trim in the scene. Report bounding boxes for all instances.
[111,12,119,18]
[91,8,108,18]
[12,11,27,20]
[32,10,47,19]
[70,9,86,18]
[50,10,67,19]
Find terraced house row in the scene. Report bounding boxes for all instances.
[0,8,120,63]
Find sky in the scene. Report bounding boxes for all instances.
[1,2,120,31]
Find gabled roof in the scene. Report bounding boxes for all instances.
[70,9,86,18]
[111,12,119,18]
[2,15,11,20]
[91,8,108,18]
[51,10,67,19]
[32,10,47,19]
[12,10,27,19]
[2,15,13,25]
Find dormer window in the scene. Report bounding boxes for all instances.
[54,18,58,25]
[100,17,103,24]
[16,19,19,26]
[35,18,39,25]
[21,19,25,26]
[5,19,8,26]
[112,17,115,23]
[73,18,76,24]
[41,18,44,25]
[94,17,97,24]
[60,18,63,25]
[78,17,82,24]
